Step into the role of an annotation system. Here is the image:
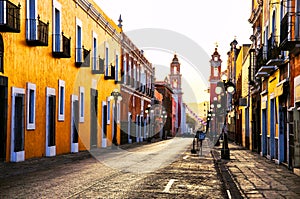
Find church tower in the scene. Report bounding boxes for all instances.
[169,54,183,134]
[209,47,222,134]
[209,47,222,103]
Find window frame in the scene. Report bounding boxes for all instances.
[58,79,65,121]
[26,82,36,130]
[115,51,119,82]
[76,18,82,63]
[107,97,111,124]
[79,86,84,123]
[52,0,62,52]
[105,42,109,77]
[92,31,98,71]
[26,0,38,40]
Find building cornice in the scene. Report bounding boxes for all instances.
[74,0,121,42]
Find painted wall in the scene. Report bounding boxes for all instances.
[2,0,121,161]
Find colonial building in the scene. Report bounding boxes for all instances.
[248,0,299,175]
[0,0,121,162]
[119,30,154,144]
[155,80,175,138]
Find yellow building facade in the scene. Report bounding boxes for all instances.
[0,0,121,162]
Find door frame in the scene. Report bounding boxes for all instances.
[101,101,107,148]
[10,87,25,162]
[71,95,78,153]
[46,87,56,157]
[0,76,7,162]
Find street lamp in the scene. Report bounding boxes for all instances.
[161,110,167,139]
[110,88,122,149]
[215,75,235,159]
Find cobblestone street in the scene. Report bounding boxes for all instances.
[0,138,226,198]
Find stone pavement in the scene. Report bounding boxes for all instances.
[125,138,227,198]
[213,143,300,199]
[0,138,227,198]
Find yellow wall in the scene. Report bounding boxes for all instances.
[267,71,279,138]
[2,0,121,161]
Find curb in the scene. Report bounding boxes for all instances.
[211,148,244,199]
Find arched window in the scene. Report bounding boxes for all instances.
[0,34,3,73]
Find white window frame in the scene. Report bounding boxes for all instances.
[105,42,110,76]
[128,60,132,80]
[115,50,119,82]
[123,56,127,84]
[76,18,82,63]
[26,82,36,130]
[52,0,62,51]
[26,0,38,40]
[107,97,111,124]
[117,101,120,123]
[58,80,65,121]
[11,87,25,162]
[92,31,98,71]
[79,86,84,122]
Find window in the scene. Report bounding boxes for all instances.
[123,56,127,84]
[52,0,61,52]
[26,83,36,130]
[115,53,119,81]
[79,86,84,122]
[107,97,111,124]
[26,0,37,40]
[58,80,65,121]
[296,0,300,38]
[214,68,218,77]
[76,18,82,63]
[105,42,109,76]
[92,32,97,71]
[117,101,120,123]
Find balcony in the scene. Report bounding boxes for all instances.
[0,0,20,32]
[280,13,300,51]
[52,33,71,58]
[91,57,104,74]
[75,47,90,67]
[26,16,49,46]
[267,35,281,60]
[104,64,115,80]
[255,65,277,78]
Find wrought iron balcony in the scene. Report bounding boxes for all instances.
[0,0,20,32]
[75,47,90,67]
[267,35,281,60]
[104,64,115,80]
[52,33,71,58]
[26,16,49,46]
[91,57,104,74]
[280,12,300,51]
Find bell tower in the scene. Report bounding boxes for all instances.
[169,54,183,134]
[209,47,222,104]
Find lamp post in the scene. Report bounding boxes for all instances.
[145,104,151,142]
[161,110,167,139]
[110,88,122,149]
[215,75,235,159]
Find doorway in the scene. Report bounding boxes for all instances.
[46,87,56,157]
[11,87,25,162]
[0,76,7,162]
[71,95,79,153]
[90,89,98,148]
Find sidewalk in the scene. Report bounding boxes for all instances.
[213,143,300,198]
